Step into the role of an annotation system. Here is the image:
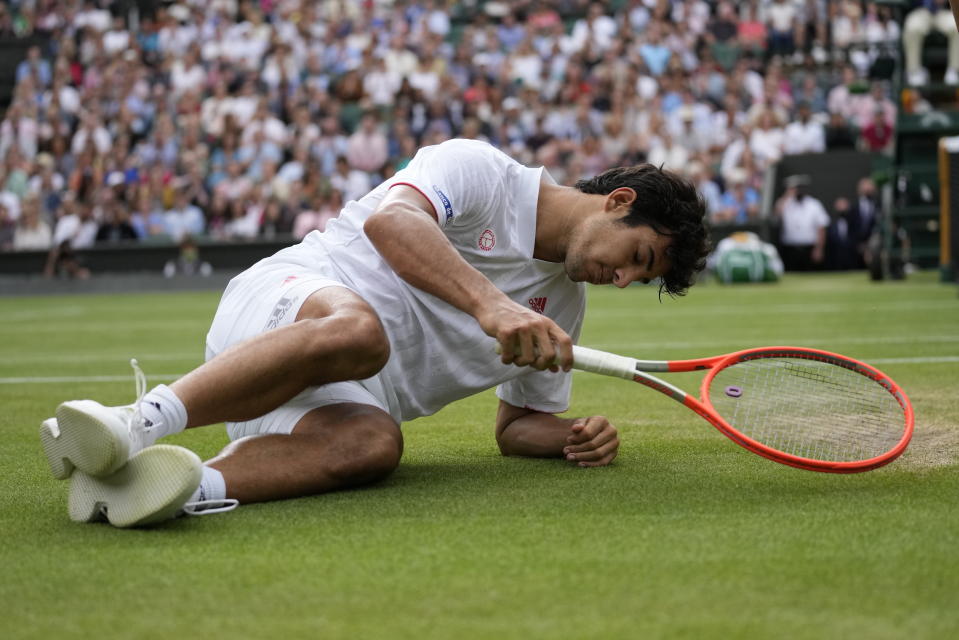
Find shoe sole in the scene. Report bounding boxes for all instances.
[69,445,202,528]
[41,400,132,480]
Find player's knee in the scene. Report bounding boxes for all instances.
[344,313,390,378]
[330,425,402,484]
[298,311,390,379]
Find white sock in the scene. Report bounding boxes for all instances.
[189,466,227,505]
[139,384,188,445]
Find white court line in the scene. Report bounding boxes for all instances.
[1,352,201,365]
[0,306,85,321]
[2,356,957,385]
[0,374,180,384]
[2,321,207,333]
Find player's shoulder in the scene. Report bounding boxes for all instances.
[428,138,517,168]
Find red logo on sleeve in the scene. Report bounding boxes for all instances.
[528,297,547,314]
[478,228,496,251]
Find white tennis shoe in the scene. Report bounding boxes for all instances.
[69,444,237,528]
[41,359,155,480]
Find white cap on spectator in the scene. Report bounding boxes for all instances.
[729,168,749,185]
[502,97,522,111]
[106,171,125,187]
[784,174,811,188]
[485,2,510,18]
[170,4,190,23]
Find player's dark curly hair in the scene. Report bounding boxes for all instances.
[574,165,710,297]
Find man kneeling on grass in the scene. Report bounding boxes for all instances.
[41,139,709,527]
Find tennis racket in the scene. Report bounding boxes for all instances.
[515,344,914,473]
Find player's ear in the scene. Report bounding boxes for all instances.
[605,187,636,214]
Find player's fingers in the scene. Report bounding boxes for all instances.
[569,437,618,462]
[573,440,620,467]
[516,331,536,367]
[497,332,515,365]
[532,328,555,370]
[565,416,609,444]
[550,329,574,371]
[563,426,617,454]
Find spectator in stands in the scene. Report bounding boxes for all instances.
[749,109,785,170]
[826,196,860,270]
[832,0,865,51]
[12,194,51,251]
[0,199,15,250]
[571,2,619,53]
[827,65,859,119]
[860,107,894,153]
[825,112,857,149]
[639,21,672,77]
[293,189,342,240]
[163,186,205,242]
[849,82,896,129]
[330,155,371,204]
[716,168,760,225]
[767,0,798,57]
[0,0,873,261]
[129,190,166,240]
[775,175,830,271]
[903,0,959,86]
[95,200,137,244]
[16,45,51,88]
[346,112,389,175]
[783,102,826,155]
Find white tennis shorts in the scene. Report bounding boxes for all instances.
[205,260,394,441]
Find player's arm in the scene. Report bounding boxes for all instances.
[495,400,619,467]
[364,185,573,371]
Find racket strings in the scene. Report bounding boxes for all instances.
[708,357,905,462]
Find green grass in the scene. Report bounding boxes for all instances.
[2,272,958,639]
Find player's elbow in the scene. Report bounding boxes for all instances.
[363,208,392,244]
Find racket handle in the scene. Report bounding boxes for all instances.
[494,343,636,380]
[569,345,637,380]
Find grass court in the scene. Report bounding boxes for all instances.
[2,272,957,638]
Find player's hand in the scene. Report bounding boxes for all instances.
[478,297,573,371]
[563,416,619,467]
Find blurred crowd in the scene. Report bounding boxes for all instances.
[0,0,905,259]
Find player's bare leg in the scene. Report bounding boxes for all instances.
[206,402,403,503]
[173,287,390,427]
[42,287,390,478]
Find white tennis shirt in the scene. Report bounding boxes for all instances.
[780,195,830,247]
[267,139,586,422]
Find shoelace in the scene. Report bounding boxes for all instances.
[181,499,240,516]
[129,358,147,428]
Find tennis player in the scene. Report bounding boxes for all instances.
[42,139,709,526]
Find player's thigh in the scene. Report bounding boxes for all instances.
[206,263,383,360]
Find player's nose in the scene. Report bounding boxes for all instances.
[612,268,635,288]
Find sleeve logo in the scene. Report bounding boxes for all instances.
[528,297,547,314]
[432,185,454,224]
[478,228,496,251]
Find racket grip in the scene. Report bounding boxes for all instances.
[569,345,637,379]
[493,343,636,379]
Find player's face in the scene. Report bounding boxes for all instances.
[565,215,672,288]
